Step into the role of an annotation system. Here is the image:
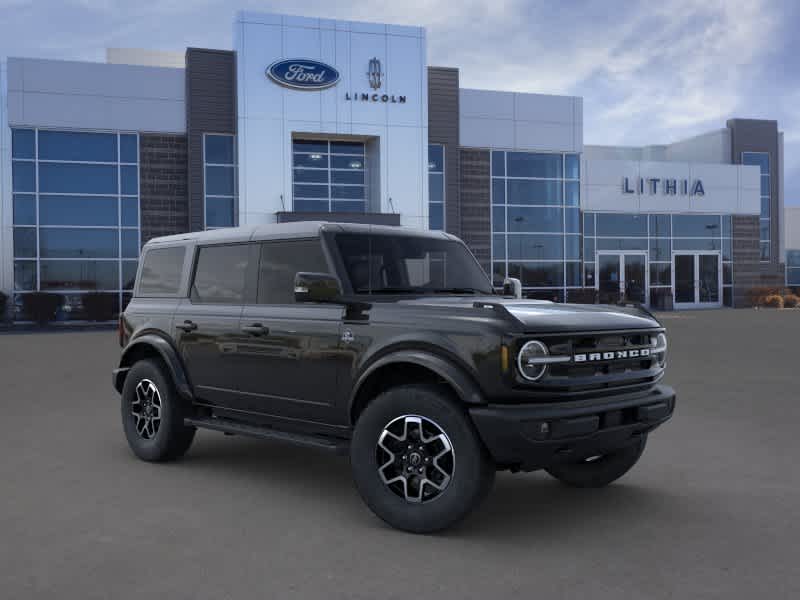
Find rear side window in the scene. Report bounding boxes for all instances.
[137,246,186,296]
[258,239,329,304]
[191,244,250,304]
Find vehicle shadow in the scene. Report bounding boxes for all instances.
[166,432,686,540]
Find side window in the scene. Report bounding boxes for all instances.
[257,239,329,304]
[191,244,250,304]
[138,246,186,296]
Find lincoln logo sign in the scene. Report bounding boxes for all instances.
[266,59,340,90]
[623,177,705,196]
[574,348,651,362]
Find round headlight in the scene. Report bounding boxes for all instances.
[517,340,549,381]
[653,333,667,366]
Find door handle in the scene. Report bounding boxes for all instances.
[176,320,197,332]
[241,323,269,336]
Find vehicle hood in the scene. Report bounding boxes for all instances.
[395,296,661,333]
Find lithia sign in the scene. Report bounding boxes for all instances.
[267,57,406,103]
[623,176,705,196]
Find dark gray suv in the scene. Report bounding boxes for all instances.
[114,222,675,533]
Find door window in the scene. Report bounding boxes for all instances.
[191,244,250,304]
[257,240,329,304]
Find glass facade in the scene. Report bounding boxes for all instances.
[742,152,770,261]
[292,140,366,213]
[204,134,237,228]
[11,128,140,320]
[491,150,580,299]
[787,250,800,286]
[428,144,444,230]
[583,213,733,306]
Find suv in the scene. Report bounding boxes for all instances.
[114,222,675,533]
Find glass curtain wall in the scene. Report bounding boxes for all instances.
[491,151,581,300]
[11,128,140,320]
[742,152,770,261]
[204,134,237,229]
[787,251,800,286]
[292,140,366,213]
[428,144,444,230]
[583,212,734,307]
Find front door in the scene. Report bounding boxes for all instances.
[673,252,721,308]
[232,239,348,430]
[596,253,647,305]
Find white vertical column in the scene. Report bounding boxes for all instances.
[0,60,13,298]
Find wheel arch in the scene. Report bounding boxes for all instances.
[348,350,485,425]
[114,334,193,400]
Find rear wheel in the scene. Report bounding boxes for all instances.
[121,359,195,462]
[545,435,647,488]
[350,384,494,533]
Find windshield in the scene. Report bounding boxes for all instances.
[334,233,493,295]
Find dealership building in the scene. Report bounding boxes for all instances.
[0,11,792,319]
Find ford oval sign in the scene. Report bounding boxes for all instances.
[266,59,340,90]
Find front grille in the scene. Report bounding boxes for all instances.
[520,330,664,395]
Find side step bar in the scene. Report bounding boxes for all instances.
[185,417,349,455]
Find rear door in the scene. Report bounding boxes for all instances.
[173,242,256,407]
[234,238,347,428]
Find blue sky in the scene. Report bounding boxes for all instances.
[2,0,798,203]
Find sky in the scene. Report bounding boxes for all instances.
[1,0,799,203]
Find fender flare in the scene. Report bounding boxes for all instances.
[113,334,193,400]
[348,349,485,420]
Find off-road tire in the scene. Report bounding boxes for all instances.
[350,383,495,533]
[545,435,647,488]
[121,359,195,462]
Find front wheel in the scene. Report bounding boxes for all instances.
[350,384,495,533]
[545,435,648,488]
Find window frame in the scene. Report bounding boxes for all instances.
[10,127,141,316]
[203,133,238,230]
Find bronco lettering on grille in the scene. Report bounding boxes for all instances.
[574,348,651,362]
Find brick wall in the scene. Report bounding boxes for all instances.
[732,215,784,307]
[139,134,189,244]
[458,148,491,274]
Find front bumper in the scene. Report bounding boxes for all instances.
[469,384,676,471]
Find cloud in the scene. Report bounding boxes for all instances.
[1,0,797,200]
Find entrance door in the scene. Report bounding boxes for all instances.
[673,253,721,308]
[596,253,647,305]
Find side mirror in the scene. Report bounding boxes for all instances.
[294,272,343,303]
[503,277,522,299]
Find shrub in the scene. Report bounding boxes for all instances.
[83,292,117,322]
[21,292,62,325]
[762,294,784,309]
[783,294,800,308]
[747,286,790,307]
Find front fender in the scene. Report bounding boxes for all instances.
[113,334,193,400]
[349,349,485,416]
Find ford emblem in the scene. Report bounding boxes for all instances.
[266,58,340,90]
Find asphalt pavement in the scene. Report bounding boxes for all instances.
[1,309,798,599]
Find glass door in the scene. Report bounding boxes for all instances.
[673,253,721,308]
[596,253,648,305]
[597,254,622,304]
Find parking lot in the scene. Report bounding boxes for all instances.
[1,309,799,599]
